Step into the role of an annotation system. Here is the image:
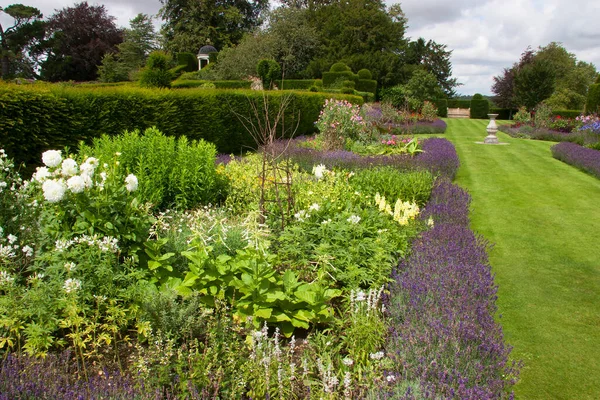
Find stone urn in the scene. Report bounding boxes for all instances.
[484,114,499,144]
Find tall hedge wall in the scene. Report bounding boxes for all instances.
[0,84,362,170]
[469,98,490,119]
[322,71,358,88]
[489,108,517,120]
[585,84,600,115]
[447,99,471,108]
[429,99,448,118]
[171,80,252,89]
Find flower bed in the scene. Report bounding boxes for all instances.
[382,180,520,398]
[551,142,600,179]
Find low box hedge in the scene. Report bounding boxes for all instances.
[447,99,471,109]
[429,99,448,118]
[172,80,252,89]
[0,83,363,171]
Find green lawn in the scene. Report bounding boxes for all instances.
[445,119,600,399]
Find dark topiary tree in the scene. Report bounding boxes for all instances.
[139,51,173,88]
[256,59,281,89]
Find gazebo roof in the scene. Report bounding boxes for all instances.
[198,45,217,55]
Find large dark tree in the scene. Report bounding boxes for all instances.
[159,0,269,54]
[513,59,555,110]
[491,47,534,108]
[0,4,46,79]
[41,2,123,82]
[405,38,459,97]
[306,0,408,87]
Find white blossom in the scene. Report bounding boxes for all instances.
[369,351,384,360]
[64,262,76,272]
[355,290,366,302]
[60,158,79,177]
[7,234,17,244]
[22,245,33,257]
[342,357,354,366]
[0,270,14,286]
[347,215,361,224]
[32,166,51,182]
[66,175,86,193]
[42,150,62,168]
[308,203,320,212]
[125,174,138,192]
[42,179,67,203]
[312,164,327,180]
[386,374,396,383]
[63,278,82,293]
[80,157,98,176]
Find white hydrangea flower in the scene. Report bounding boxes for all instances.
[347,215,361,224]
[63,278,82,293]
[42,150,62,167]
[312,164,327,180]
[42,179,67,203]
[125,174,138,192]
[66,175,86,193]
[60,158,79,177]
[32,166,51,182]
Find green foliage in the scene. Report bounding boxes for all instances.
[514,59,555,110]
[139,51,174,88]
[331,62,351,72]
[176,52,198,72]
[430,99,448,117]
[78,127,221,210]
[349,168,433,206]
[513,106,532,123]
[277,79,320,90]
[551,110,582,119]
[355,79,377,94]
[171,79,251,89]
[343,80,356,89]
[470,93,490,119]
[357,68,372,80]
[586,84,600,114]
[323,71,358,88]
[447,99,471,108]
[381,69,444,110]
[0,83,362,170]
[256,59,281,89]
[97,53,130,83]
[534,102,553,128]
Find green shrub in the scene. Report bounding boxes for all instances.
[177,71,202,81]
[489,107,517,120]
[585,84,600,115]
[78,127,221,210]
[447,99,471,108]
[421,101,438,122]
[276,79,319,90]
[430,99,448,118]
[355,79,377,94]
[342,80,356,89]
[357,69,372,80]
[256,59,281,90]
[330,62,350,72]
[139,51,173,89]
[349,168,434,207]
[534,102,553,128]
[171,80,252,89]
[168,64,188,78]
[98,53,129,83]
[309,85,318,92]
[0,84,363,170]
[513,106,532,123]
[551,110,582,119]
[341,87,354,94]
[470,94,490,119]
[176,52,198,72]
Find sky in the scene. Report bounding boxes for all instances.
[3,0,600,95]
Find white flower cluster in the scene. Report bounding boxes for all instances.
[0,270,14,286]
[63,278,82,293]
[347,215,361,224]
[374,193,420,226]
[294,202,322,223]
[55,234,120,253]
[369,351,385,361]
[317,358,339,394]
[35,150,136,202]
[350,285,385,315]
[312,164,328,180]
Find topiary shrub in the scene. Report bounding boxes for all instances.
[322,62,358,88]
[342,80,355,89]
[256,59,282,90]
[341,87,355,94]
[177,52,199,72]
[139,51,174,89]
[357,69,372,80]
[470,93,490,119]
[309,86,318,92]
[430,99,448,118]
[355,79,377,95]
[330,62,350,72]
[585,84,600,115]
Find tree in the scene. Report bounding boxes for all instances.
[159,0,269,54]
[305,0,408,87]
[491,47,534,109]
[41,2,123,82]
[513,59,555,110]
[406,38,460,98]
[118,14,159,70]
[0,4,45,79]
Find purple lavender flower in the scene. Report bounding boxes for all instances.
[552,142,600,179]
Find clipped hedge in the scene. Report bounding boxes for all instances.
[429,99,448,118]
[586,84,600,115]
[470,96,490,119]
[489,108,517,120]
[276,80,319,90]
[322,71,358,88]
[355,79,377,95]
[176,52,198,72]
[552,110,583,119]
[172,80,252,89]
[447,99,471,108]
[0,84,362,170]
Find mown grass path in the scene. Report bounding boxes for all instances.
[445,119,600,399]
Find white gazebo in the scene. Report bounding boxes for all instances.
[197,45,217,70]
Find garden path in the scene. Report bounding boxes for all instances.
[445,118,600,399]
